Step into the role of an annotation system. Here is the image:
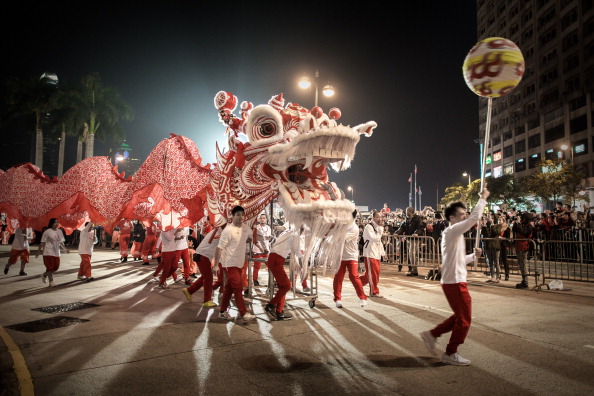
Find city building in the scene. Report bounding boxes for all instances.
[477,0,594,203]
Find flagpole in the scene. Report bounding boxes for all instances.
[408,173,413,208]
[414,165,417,212]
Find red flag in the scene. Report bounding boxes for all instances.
[415,164,418,174]
[408,174,412,183]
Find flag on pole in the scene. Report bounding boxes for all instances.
[408,174,412,183]
[415,164,418,174]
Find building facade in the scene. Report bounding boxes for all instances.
[477,0,594,202]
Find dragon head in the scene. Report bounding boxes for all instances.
[210,91,376,271]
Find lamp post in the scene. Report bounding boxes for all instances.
[462,172,471,187]
[298,69,335,107]
[347,186,354,202]
[560,143,574,166]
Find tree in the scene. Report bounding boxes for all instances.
[4,74,59,169]
[440,184,467,208]
[484,174,530,209]
[526,158,588,209]
[75,73,134,158]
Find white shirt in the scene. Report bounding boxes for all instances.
[78,223,95,255]
[270,228,303,258]
[161,228,188,252]
[218,223,251,268]
[341,221,360,262]
[12,228,33,250]
[252,223,272,254]
[441,199,487,284]
[195,228,222,260]
[41,228,65,257]
[362,221,385,259]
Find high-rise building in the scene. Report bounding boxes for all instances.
[476,0,594,202]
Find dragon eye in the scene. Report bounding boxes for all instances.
[259,122,276,137]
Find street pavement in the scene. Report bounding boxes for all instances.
[1,244,594,396]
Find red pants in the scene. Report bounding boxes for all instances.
[333,260,367,301]
[119,234,131,257]
[430,283,472,355]
[43,256,60,272]
[140,234,157,262]
[220,266,248,316]
[187,255,214,302]
[78,254,92,277]
[179,248,191,280]
[130,241,142,258]
[267,253,291,313]
[159,250,182,285]
[252,253,268,281]
[8,249,29,264]
[360,257,381,295]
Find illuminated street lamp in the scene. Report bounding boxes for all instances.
[298,69,335,107]
[560,143,574,166]
[462,171,471,187]
[347,186,354,202]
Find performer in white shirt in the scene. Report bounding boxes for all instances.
[421,186,489,366]
[252,213,272,286]
[77,222,96,282]
[4,226,33,276]
[333,210,368,308]
[360,211,386,297]
[182,226,223,307]
[157,228,187,288]
[216,206,256,323]
[36,218,70,287]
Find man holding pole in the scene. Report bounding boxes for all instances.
[420,185,489,366]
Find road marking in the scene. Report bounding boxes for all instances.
[0,326,34,396]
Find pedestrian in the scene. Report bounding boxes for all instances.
[217,206,256,323]
[157,228,186,288]
[3,226,34,276]
[513,213,534,289]
[333,210,368,308]
[117,219,132,262]
[181,226,223,307]
[36,218,70,287]
[252,213,272,286]
[130,220,145,261]
[140,221,158,265]
[420,186,489,366]
[77,222,96,282]
[360,210,386,297]
[395,206,425,276]
[263,226,299,321]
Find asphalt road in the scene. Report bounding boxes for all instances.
[1,245,594,396]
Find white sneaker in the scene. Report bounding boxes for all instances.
[441,352,470,366]
[77,276,86,281]
[219,311,233,321]
[241,313,256,322]
[335,300,343,308]
[49,281,56,287]
[152,276,160,282]
[360,298,368,307]
[41,274,47,284]
[420,331,438,356]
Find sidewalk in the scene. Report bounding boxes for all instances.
[1,244,594,395]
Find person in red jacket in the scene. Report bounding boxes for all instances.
[117,219,133,262]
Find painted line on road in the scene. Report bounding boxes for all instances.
[0,326,34,396]
[584,345,594,350]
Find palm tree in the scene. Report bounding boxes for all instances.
[4,73,60,169]
[76,73,134,158]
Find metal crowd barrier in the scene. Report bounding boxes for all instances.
[381,235,441,277]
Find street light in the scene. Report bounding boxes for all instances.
[462,172,471,187]
[347,186,354,202]
[298,69,335,107]
[560,143,574,166]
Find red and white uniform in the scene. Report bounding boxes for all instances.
[360,220,385,295]
[252,222,272,282]
[218,223,252,316]
[333,221,366,302]
[118,219,132,258]
[78,223,95,278]
[7,227,33,265]
[187,227,223,302]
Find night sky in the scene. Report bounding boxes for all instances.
[1,1,481,212]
